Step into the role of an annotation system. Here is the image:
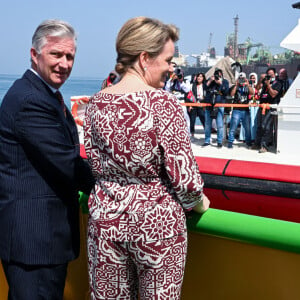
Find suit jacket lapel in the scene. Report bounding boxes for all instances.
[24,70,79,149]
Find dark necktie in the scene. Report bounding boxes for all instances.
[55,90,66,117]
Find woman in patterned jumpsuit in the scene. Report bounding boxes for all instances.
[84,16,210,300]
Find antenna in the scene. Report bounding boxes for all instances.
[233,15,239,60]
[208,32,213,53]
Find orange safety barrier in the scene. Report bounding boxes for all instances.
[71,96,90,126]
[181,102,272,115]
[181,103,212,107]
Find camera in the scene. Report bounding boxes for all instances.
[262,74,271,84]
[210,106,218,119]
[265,75,271,81]
[214,71,220,81]
[238,77,246,85]
[174,68,183,80]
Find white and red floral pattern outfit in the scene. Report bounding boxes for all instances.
[84,89,204,299]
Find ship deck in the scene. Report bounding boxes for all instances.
[190,126,300,167]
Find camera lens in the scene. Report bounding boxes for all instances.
[239,78,245,84]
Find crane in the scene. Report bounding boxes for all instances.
[244,38,263,64]
[207,32,213,53]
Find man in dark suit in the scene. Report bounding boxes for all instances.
[0,19,95,299]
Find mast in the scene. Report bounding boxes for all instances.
[233,15,239,60]
[207,32,213,53]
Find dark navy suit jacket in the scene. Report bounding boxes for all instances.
[0,70,95,265]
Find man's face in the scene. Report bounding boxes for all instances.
[279,69,287,80]
[267,69,276,78]
[31,36,76,89]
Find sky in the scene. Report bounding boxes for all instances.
[1,0,299,79]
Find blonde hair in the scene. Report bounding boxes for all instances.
[115,17,179,75]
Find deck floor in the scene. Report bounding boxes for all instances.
[190,126,300,166]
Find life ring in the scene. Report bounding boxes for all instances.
[71,96,90,126]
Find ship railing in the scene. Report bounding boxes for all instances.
[181,102,300,109]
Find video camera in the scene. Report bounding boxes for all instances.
[214,70,220,81]
[262,74,271,84]
[208,90,220,119]
[238,77,246,85]
[175,68,184,80]
[265,75,271,81]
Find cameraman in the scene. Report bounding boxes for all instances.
[251,67,282,153]
[203,68,229,148]
[165,68,190,96]
[227,72,254,148]
[165,68,191,134]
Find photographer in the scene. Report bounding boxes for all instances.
[252,67,282,153]
[190,72,207,138]
[165,68,192,134]
[165,68,190,97]
[227,72,254,148]
[203,68,229,148]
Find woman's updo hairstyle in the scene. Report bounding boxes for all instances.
[115,17,179,75]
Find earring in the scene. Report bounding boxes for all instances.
[144,67,147,71]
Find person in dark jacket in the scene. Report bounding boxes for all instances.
[203,68,229,148]
[252,67,283,153]
[190,72,207,137]
[0,19,95,299]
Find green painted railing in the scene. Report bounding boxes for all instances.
[187,209,300,254]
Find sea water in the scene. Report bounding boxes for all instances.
[0,74,201,125]
[0,73,102,109]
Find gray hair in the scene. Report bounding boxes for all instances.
[32,19,77,53]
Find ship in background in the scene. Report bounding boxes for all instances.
[175,15,300,79]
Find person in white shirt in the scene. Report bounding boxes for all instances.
[165,68,191,134]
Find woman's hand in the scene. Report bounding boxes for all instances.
[193,194,210,214]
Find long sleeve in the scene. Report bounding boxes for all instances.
[157,93,204,211]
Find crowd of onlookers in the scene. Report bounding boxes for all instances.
[162,65,293,153]
[101,64,293,154]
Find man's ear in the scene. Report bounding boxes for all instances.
[30,48,38,66]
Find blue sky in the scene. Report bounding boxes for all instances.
[0,0,299,79]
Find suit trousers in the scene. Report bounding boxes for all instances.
[88,232,187,300]
[2,260,68,300]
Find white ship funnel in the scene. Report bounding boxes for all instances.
[280,19,300,52]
